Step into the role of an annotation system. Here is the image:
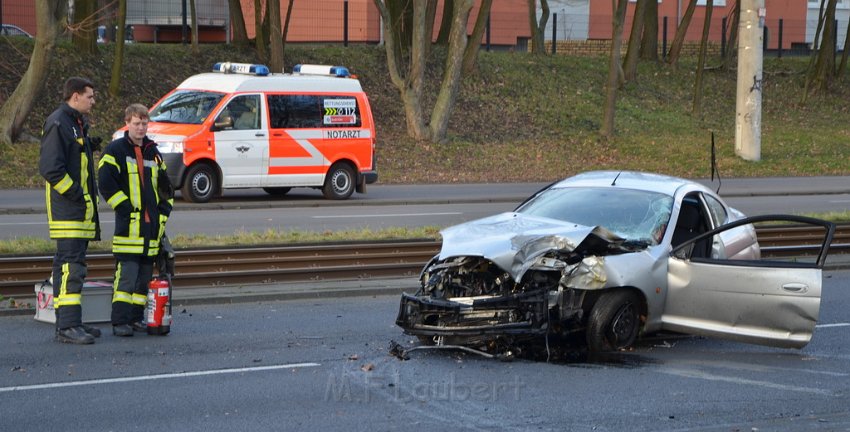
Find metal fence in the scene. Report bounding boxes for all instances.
[1,0,847,55]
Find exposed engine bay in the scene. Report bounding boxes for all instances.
[396,222,648,351]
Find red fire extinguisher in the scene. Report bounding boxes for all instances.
[146,235,174,335]
[146,277,171,335]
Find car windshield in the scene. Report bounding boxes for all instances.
[516,187,674,244]
[150,90,225,125]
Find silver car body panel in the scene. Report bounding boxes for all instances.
[664,257,821,348]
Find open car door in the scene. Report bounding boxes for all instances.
[663,215,835,349]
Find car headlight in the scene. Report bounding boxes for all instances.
[158,141,184,153]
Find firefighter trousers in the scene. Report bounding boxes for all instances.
[52,239,89,330]
[111,255,153,326]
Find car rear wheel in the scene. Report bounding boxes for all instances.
[263,187,291,196]
[182,163,218,203]
[322,163,355,200]
[586,290,641,352]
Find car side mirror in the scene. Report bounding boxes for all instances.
[212,116,233,131]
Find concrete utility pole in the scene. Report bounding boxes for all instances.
[734,0,765,161]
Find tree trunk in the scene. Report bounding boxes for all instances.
[601,0,629,139]
[528,0,550,54]
[430,0,473,142]
[72,0,97,55]
[254,0,268,62]
[838,16,850,79]
[108,0,127,97]
[0,0,67,146]
[692,0,713,117]
[639,0,658,61]
[436,0,454,45]
[623,0,649,82]
[804,0,837,99]
[268,0,284,73]
[387,1,413,63]
[190,0,199,55]
[720,1,740,70]
[228,0,249,46]
[373,0,428,139]
[666,0,698,67]
[281,0,295,64]
[462,0,493,74]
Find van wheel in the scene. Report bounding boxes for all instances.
[182,164,218,203]
[263,187,291,196]
[586,290,641,353]
[322,164,355,200]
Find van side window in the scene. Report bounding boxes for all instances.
[268,95,361,129]
[216,94,260,130]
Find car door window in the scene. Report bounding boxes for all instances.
[703,194,728,228]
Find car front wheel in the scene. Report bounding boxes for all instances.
[586,290,641,353]
[181,163,218,203]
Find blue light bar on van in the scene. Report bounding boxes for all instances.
[212,62,270,76]
[292,64,351,78]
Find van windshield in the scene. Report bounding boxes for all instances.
[150,90,225,125]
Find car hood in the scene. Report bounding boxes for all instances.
[439,212,639,282]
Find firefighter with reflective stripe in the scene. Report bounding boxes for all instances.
[98,104,174,337]
[38,77,102,345]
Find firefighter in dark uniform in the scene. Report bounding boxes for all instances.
[98,104,173,337]
[38,77,102,344]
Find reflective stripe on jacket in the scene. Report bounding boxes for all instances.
[38,103,100,240]
[98,133,173,256]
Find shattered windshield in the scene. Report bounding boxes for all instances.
[515,187,673,245]
[150,90,225,125]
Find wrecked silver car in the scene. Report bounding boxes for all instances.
[396,171,834,353]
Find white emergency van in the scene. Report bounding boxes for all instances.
[124,63,377,202]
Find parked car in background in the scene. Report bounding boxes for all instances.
[396,171,835,354]
[0,24,32,38]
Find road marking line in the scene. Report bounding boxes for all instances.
[817,323,850,328]
[313,212,462,218]
[660,368,835,396]
[0,362,320,393]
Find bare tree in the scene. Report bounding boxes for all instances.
[601,0,629,139]
[623,0,649,82]
[720,1,740,70]
[436,0,454,45]
[282,0,295,51]
[0,0,68,146]
[71,0,97,55]
[190,0,199,55]
[268,0,284,73]
[228,0,249,46]
[255,0,268,62]
[692,0,713,117]
[666,0,698,67]
[804,0,838,101]
[372,0,474,142]
[639,0,658,61]
[462,0,493,74]
[528,0,550,54]
[839,19,850,79]
[108,0,127,97]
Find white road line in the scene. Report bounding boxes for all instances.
[660,368,835,396]
[817,323,850,328]
[313,212,462,219]
[0,362,320,393]
[828,200,850,203]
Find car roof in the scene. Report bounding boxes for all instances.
[551,170,710,197]
[177,73,364,94]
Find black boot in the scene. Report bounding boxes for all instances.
[81,324,102,338]
[55,326,95,345]
[112,324,134,337]
[131,321,147,332]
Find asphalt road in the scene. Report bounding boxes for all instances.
[2,177,850,241]
[2,269,849,431]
